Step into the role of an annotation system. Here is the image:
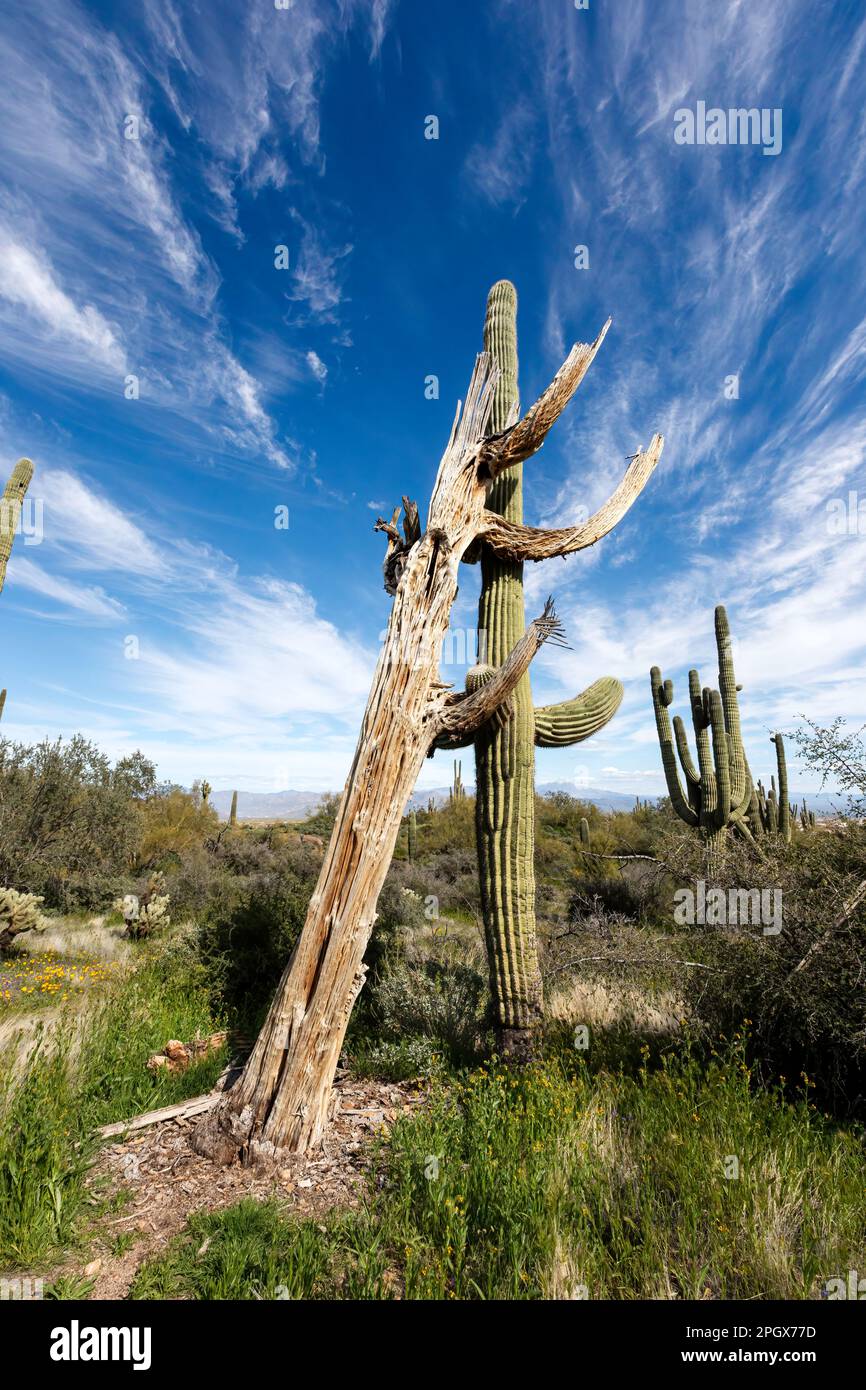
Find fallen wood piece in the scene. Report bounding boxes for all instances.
[98,1091,221,1138]
[146,1031,228,1073]
[97,1060,245,1138]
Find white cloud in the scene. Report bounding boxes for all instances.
[306,349,328,383]
[7,557,125,619]
[0,232,125,372]
[464,101,536,209]
[37,469,163,576]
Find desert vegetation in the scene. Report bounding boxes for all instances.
[0,288,864,1305]
[0,739,863,1298]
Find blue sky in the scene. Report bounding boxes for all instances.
[1,0,864,796]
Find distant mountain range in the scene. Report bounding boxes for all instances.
[210,785,843,821]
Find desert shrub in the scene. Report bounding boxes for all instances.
[567,865,670,925]
[662,824,866,1113]
[365,951,488,1065]
[0,736,155,910]
[412,797,475,856]
[135,788,219,869]
[296,793,340,840]
[350,1035,443,1082]
[195,857,315,1028]
[0,937,225,1265]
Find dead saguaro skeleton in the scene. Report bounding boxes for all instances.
[193,307,663,1163]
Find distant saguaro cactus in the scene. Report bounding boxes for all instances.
[748,734,792,843]
[449,760,464,803]
[0,459,34,723]
[651,607,795,864]
[407,809,417,860]
[579,817,591,846]
[229,790,238,826]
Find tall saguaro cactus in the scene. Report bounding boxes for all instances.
[194,285,661,1162]
[469,282,625,1056]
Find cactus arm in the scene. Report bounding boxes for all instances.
[478,436,664,563]
[715,605,748,804]
[771,733,791,842]
[708,689,731,830]
[0,458,33,596]
[650,665,699,826]
[0,688,5,723]
[672,716,702,814]
[533,677,623,747]
[436,599,565,742]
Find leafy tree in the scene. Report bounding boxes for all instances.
[0,735,147,908]
[790,717,866,817]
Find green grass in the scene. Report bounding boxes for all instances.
[0,935,226,1267]
[131,1040,866,1301]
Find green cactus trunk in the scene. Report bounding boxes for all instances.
[0,458,33,596]
[229,790,238,827]
[408,809,417,860]
[474,281,542,1051]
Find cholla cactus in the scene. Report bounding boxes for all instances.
[120,871,170,939]
[0,887,45,951]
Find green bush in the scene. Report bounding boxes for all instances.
[667,824,866,1114]
[196,863,312,1029]
[0,736,155,910]
[365,952,488,1065]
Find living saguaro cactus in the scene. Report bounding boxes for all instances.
[458,282,625,1057]
[0,458,33,722]
[194,285,662,1162]
[651,605,792,865]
